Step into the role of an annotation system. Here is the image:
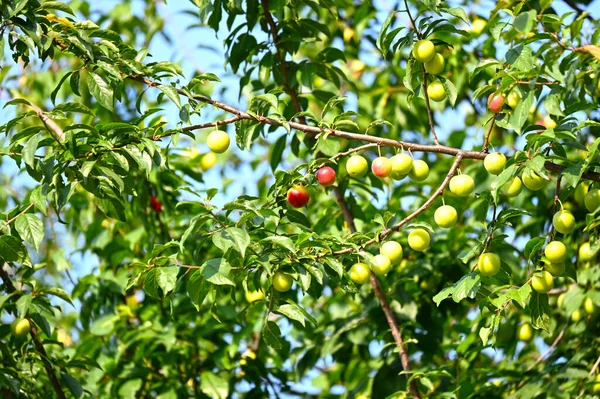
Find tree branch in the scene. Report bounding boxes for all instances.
[421,69,440,145]
[590,354,600,376]
[481,114,497,153]
[526,324,567,371]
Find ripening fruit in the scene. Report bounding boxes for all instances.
[579,242,593,261]
[424,53,445,75]
[484,152,506,175]
[200,152,217,171]
[571,309,583,322]
[487,93,505,114]
[408,229,430,252]
[390,153,413,177]
[427,81,447,102]
[11,318,31,339]
[316,166,336,186]
[502,177,523,197]
[478,252,501,276]
[506,89,522,109]
[472,18,486,35]
[343,27,354,42]
[346,155,368,178]
[409,160,429,182]
[544,261,565,277]
[380,241,403,264]
[584,297,596,314]
[412,39,436,62]
[207,130,230,153]
[543,115,557,129]
[557,293,565,308]
[517,323,533,342]
[545,241,567,263]
[245,289,265,303]
[531,271,554,293]
[584,189,600,212]
[287,185,310,208]
[350,263,371,284]
[371,157,392,178]
[371,254,392,276]
[522,170,545,191]
[272,272,293,292]
[552,210,575,234]
[150,196,162,213]
[434,205,458,228]
[449,174,475,197]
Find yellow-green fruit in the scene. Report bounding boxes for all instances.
[507,89,522,109]
[552,210,575,234]
[245,289,265,303]
[390,153,413,176]
[518,323,533,342]
[478,252,501,276]
[207,130,231,153]
[350,263,371,284]
[543,115,557,129]
[502,177,523,197]
[449,175,475,197]
[427,81,447,102]
[585,189,600,212]
[571,309,583,322]
[434,205,458,228]
[371,254,392,276]
[424,53,445,75]
[579,242,593,261]
[272,272,293,292]
[584,297,596,314]
[408,229,430,252]
[380,241,403,264]
[531,271,554,293]
[592,374,600,394]
[484,152,506,175]
[522,170,545,191]
[557,293,565,308]
[346,155,368,178]
[544,261,565,277]
[409,160,429,182]
[574,182,589,205]
[545,241,567,263]
[412,39,436,62]
[201,152,217,171]
[10,318,31,339]
[471,18,486,35]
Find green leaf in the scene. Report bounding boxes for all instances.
[443,7,469,24]
[118,379,142,399]
[50,71,72,105]
[0,235,27,263]
[433,286,454,306]
[275,303,306,326]
[87,72,114,111]
[200,372,229,399]
[89,314,118,336]
[479,326,491,346]
[158,84,182,109]
[15,214,44,251]
[510,90,535,134]
[377,11,398,58]
[452,273,481,303]
[529,291,550,332]
[505,284,531,308]
[270,134,286,171]
[22,135,41,169]
[40,1,76,15]
[201,258,235,285]
[439,76,457,107]
[263,320,283,349]
[506,45,534,72]
[156,267,178,296]
[260,236,296,253]
[61,373,83,399]
[324,258,343,277]
[212,228,251,257]
[187,272,210,308]
[321,95,346,118]
[16,294,31,316]
[514,10,536,33]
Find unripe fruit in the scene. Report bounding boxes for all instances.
[502,177,523,197]
[545,241,567,263]
[449,175,475,197]
[371,157,392,178]
[10,318,31,339]
[200,152,217,171]
[579,242,593,261]
[557,293,565,308]
[543,115,557,129]
[409,160,429,182]
[584,297,596,314]
[574,182,589,205]
[585,189,600,212]
[544,261,565,277]
[472,18,486,35]
[346,155,368,178]
[506,89,522,109]
[380,241,403,264]
[371,254,392,276]
[593,375,600,394]
[150,196,162,213]
[427,81,447,102]
[412,39,435,62]
[316,166,336,186]
[207,130,230,153]
[350,263,371,284]
[487,93,505,114]
[478,252,501,276]
[245,289,265,303]
[522,170,545,191]
[272,272,293,292]
[434,205,458,228]
[517,323,533,342]
[408,229,430,252]
[390,153,413,176]
[424,53,445,75]
[287,185,310,208]
[531,270,554,293]
[552,210,575,234]
[571,309,583,322]
[484,152,507,175]
[343,27,354,42]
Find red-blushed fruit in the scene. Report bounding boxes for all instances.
[371,157,392,178]
[488,93,505,113]
[150,196,162,213]
[316,167,336,186]
[287,185,310,208]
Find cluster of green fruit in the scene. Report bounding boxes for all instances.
[200,129,231,171]
[412,39,448,102]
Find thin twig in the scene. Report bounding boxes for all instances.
[6,204,34,226]
[548,175,562,241]
[481,114,497,153]
[180,115,243,132]
[526,324,567,371]
[590,355,600,376]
